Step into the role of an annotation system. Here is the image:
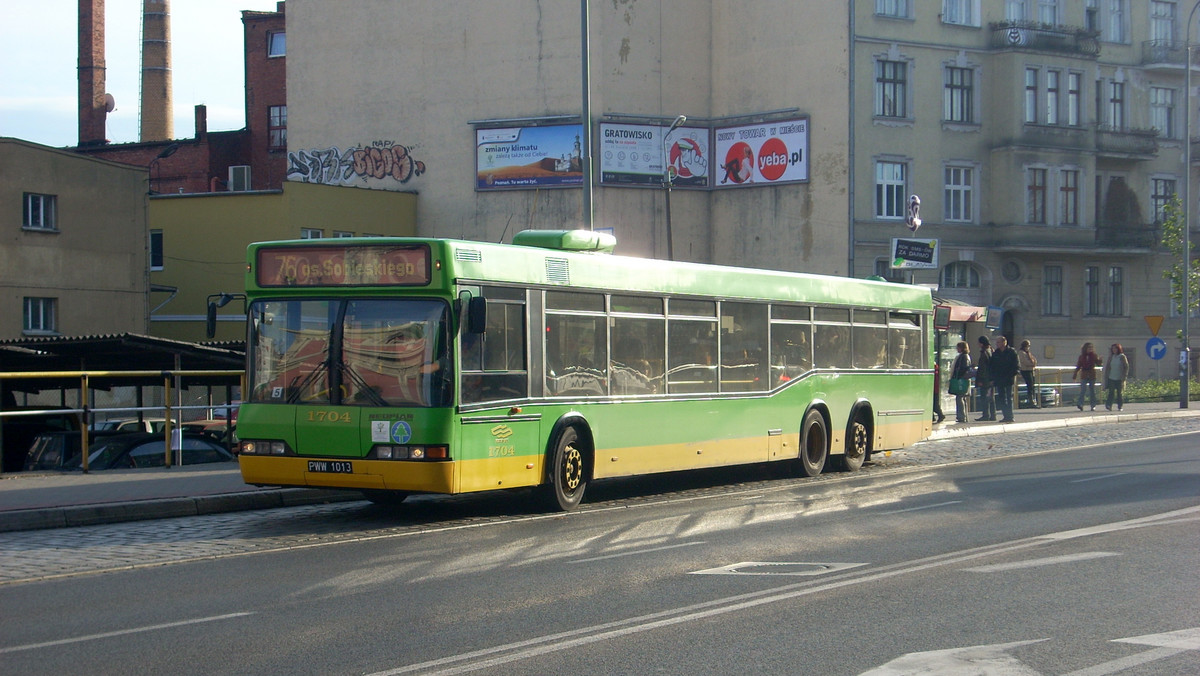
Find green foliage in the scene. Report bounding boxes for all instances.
[1123,378,1200,402]
[1158,198,1200,321]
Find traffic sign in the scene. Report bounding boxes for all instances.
[1145,315,1164,336]
[1146,337,1168,360]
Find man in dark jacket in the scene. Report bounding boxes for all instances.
[974,336,994,421]
[990,336,1020,423]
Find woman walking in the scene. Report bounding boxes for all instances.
[1017,339,1038,408]
[1105,343,1130,411]
[1073,342,1102,411]
[950,341,972,423]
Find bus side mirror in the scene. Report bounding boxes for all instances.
[206,302,218,338]
[467,297,487,334]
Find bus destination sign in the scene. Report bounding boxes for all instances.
[257,245,431,287]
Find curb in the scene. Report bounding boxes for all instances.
[0,488,362,533]
[927,409,1200,440]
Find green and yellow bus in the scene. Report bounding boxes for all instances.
[234,230,933,510]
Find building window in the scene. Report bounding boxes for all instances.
[1084,266,1102,315]
[1108,266,1124,315]
[23,297,57,334]
[1108,81,1125,129]
[1045,70,1060,125]
[268,105,287,150]
[300,228,323,239]
[333,231,355,238]
[1067,72,1082,126]
[23,193,57,230]
[944,67,974,123]
[875,60,908,118]
[942,0,979,26]
[1043,265,1063,315]
[944,166,974,222]
[1150,87,1175,138]
[875,161,907,219]
[1152,178,1177,224]
[229,166,251,192]
[1060,169,1079,225]
[1150,1,1177,44]
[876,0,909,18]
[1024,68,1039,124]
[1006,0,1027,21]
[1038,0,1059,25]
[941,262,980,289]
[150,230,163,271]
[267,31,286,57]
[1107,0,1128,43]
[1028,168,1048,224]
[874,259,905,283]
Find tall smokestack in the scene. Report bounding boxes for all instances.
[140,0,173,141]
[78,0,107,146]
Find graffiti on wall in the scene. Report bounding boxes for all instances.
[287,141,426,186]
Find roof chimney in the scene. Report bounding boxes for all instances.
[140,0,173,141]
[77,0,107,146]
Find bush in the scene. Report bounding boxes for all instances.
[1123,378,1200,403]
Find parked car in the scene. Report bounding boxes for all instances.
[180,419,238,446]
[1018,385,1061,408]
[90,418,174,434]
[25,431,233,471]
[2,409,79,472]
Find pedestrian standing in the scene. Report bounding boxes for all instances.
[1105,343,1130,411]
[1017,339,1039,408]
[991,336,1020,423]
[932,361,946,423]
[974,336,995,421]
[950,341,972,423]
[1073,342,1102,411]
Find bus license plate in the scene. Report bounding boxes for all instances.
[307,460,353,474]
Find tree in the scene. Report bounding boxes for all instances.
[1159,197,1200,324]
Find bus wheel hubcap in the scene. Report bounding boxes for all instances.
[563,444,582,492]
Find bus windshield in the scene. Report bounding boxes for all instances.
[248,298,451,407]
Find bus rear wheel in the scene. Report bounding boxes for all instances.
[542,426,587,512]
[361,489,410,506]
[838,415,869,472]
[797,409,828,477]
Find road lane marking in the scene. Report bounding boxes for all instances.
[963,551,1118,573]
[691,561,867,576]
[570,541,703,563]
[880,500,962,514]
[1070,473,1129,483]
[0,612,254,654]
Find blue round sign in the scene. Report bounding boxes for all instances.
[1146,337,1168,361]
[390,420,412,443]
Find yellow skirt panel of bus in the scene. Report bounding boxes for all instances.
[239,455,456,493]
[593,433,772,479]
[456,455,545,493]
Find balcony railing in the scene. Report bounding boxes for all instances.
[1095,126,1159,158]
[1095,225,1160,249]
[989,21,1100,57]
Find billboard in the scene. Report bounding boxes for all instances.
[599,122,710,188]
[890,237,939,270]
[475,124,584,190]
[713,118,808,188]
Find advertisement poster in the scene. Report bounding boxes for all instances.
[890,237,939,269]
[599,122,710,188]
[476,124,584,190]
[713,118,809,188]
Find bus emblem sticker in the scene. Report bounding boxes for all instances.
[371,421,389,442]
[390,421,413,444]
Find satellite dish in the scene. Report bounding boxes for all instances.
[104,93,116,113]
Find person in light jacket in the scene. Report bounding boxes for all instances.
[1017,339,1038,408]
[1104,343,1130,411]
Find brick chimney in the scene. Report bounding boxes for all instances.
[140,0,173,141]
[78,0,107,146]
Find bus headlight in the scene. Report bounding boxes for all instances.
[240,440,290,455]
[369,445,450,461]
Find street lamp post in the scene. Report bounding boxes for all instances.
[663,114,686,261]
[580,0,594,230]
[1183,2,1198,407]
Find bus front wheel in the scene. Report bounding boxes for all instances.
[798,409,828,477]
[542,426,587,512]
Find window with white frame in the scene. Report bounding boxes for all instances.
[944,165,974,222]
[876,59,908,118]
[1060,169,1079,225]
[1043,265,1064,315]
[333,231,355,238]
[1024,68,1039,124]
[300,228,323,239]
[1028,168,1048,224]
[1107,81,1125,129]
[1005,0,1026,21]
[876,0,909,18]
[1038,0,1059,25]
[1045,70,1060,124]
[942,0,979,26]
[875,161,907,219]
[1085,0,1099,31]
[944,66,974,123]
[1151,177,1177,224]
[1084,266,1102,315]
[23,193,57,230]
[1150,1,1177,44]
[150,230,163,271]
[1108,266,1124,315]
[1150,87,1176,138]
[1106,0,1128,43]
[941,262,980,289]
[267,31,286,57]
[1067,72,1082,125]
[23,297,57,334]
[268,105,287,150]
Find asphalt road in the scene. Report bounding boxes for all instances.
[1,426,1197,675]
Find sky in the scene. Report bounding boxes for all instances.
[1,0,283,148]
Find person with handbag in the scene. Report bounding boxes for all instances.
[949,341,972,423]
[1018,339,1038,408]
[1104,343,1130,411]
[1073,342,1102,411]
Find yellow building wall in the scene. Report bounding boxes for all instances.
[148,182,417,342]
